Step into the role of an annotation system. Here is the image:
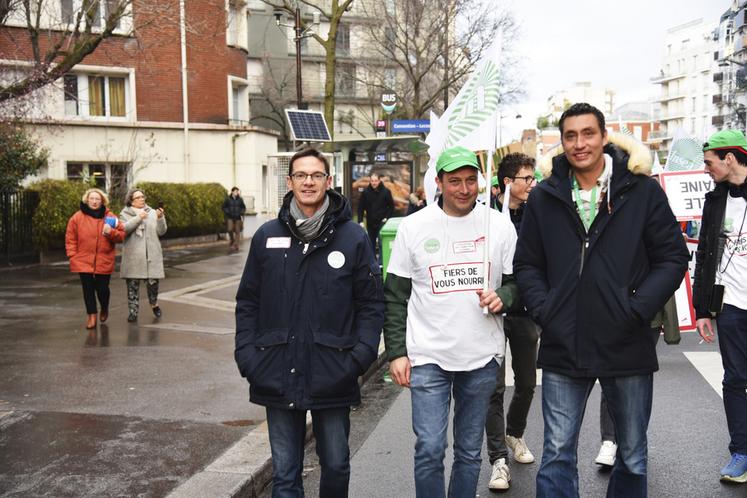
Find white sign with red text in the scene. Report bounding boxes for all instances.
[659,170,714,221]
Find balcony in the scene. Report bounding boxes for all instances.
[650,71,687,83]
[655,93,686,102]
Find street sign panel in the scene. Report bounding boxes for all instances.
[392,119,431,134]
[285,109,331,142]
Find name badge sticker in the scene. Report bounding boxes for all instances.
[266,237,291,249]
[453,240,477,254]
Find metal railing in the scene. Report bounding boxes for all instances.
[0,190,40,265]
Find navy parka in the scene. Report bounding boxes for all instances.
[514,143,689,377]
[235,189,384,409]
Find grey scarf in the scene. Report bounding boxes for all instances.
[289,194,330,242]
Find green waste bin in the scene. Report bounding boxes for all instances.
[379,217,404,281]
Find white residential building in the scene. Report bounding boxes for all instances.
[651,18,718,153]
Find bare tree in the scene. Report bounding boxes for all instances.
[0,0,136,103]
[261,0,354,139]
[357,0,523,120]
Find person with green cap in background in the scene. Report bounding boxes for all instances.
[383,145,519,498]
[693,129,747,484]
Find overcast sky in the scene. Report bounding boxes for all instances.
[501,0,725,140]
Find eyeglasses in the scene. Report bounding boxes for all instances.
[290,172,328,183]
[511,175,537,185]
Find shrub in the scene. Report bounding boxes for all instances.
[27,180,227,250]
[28,179,90,250]
[130,182,227,238]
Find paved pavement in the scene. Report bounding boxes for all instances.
[3,233,745,497]
[278,332,745,498]
[0,238,271,497]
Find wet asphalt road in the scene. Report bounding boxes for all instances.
[0,242,262,497]
[270,332,744,498]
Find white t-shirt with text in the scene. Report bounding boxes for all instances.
[719,193,747,311]
[387,202,517,371]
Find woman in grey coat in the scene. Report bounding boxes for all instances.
[119,189,167,322]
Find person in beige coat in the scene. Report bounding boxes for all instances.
[119,188,167,322]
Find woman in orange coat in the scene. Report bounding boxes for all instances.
[65,188,125,329]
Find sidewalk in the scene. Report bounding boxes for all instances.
[0,239,276,497]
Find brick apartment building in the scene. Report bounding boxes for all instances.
[0,0,277,207]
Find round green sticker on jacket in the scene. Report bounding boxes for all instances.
[424,238,440,253]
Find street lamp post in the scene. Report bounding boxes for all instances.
[274,6,320,110]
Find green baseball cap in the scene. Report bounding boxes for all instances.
[491,176,499,187]
[703,129,747,154]
[436,146,479,173]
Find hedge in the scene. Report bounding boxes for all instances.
[134,182,226,238]
[27,180,227,250]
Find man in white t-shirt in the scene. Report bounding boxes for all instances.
[694,129,747,484]
[383,145,519,498]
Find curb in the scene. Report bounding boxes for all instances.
[167,345,388,498]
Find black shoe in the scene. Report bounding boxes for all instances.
[127,312,137,323]
[152,306,162,318]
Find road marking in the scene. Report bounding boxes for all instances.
[159,275,241,312]
[683,351,724,398]
[142,323,234,335]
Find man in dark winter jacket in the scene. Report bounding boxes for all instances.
[223,187,246,252]
[514,103,688,498]
[357,172,394,256]
[235,148,385,497]
[693,129,747,484]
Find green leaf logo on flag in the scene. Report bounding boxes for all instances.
[665,137,704,171]
[446,61,501,147]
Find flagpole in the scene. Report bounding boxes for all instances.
[482,122,497,315]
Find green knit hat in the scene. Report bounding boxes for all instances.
[703,129,747,154]
[436,146,479,173]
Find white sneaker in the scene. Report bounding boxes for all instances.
[488,458,511,490]
[595,440,617,467]
[505,435,535,464]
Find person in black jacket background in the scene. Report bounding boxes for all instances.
[693,129,747,484]
[514,103,688,498]
[357,172,394,257]
[235,148,384,497]
[223,187,246,252]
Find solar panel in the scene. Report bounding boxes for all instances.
[285,109,332,142]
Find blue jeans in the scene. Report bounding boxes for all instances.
[716,304,747,455]
[410,358,498,498]
[537,371,653,498]
[265,406,350,498]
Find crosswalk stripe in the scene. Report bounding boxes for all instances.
[683,352,724,398]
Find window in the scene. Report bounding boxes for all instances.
[384,27,396,53]
[66,162,131,198]
[63,74,78,115]
[227,0,248,50]
[336,24,350,56]
[384,68,396,90]
[61,0,74,23]
[691,96,697,112]
[64,73,129,119]
[247,0,266,9]
[229,77,249,124]
[60,0,122,29]
[336,63,355,96]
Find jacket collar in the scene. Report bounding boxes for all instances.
[278,189,351,240]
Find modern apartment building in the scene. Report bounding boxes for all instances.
[651,18,718,153]
[0,0,277,207]
[712,1,747,134]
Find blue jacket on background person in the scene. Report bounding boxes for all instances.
[514,139,689,378]
[235,188,384,410]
